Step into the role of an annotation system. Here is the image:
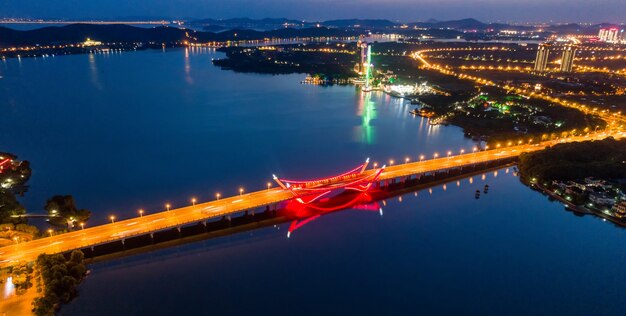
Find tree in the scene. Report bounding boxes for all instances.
[44,195,91,229]
[0,191,26,223]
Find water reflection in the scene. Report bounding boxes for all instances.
[88,53,103,90]
[184,47,192,85]
[355,91,377,144]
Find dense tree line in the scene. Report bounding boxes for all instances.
[518,137,626,183]
[32,251,87,316]
[44,195,91,230]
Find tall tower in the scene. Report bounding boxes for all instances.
[560,45,576,72]
[364,44,373,91]
[534,44,550,72]
[360,41,368,74]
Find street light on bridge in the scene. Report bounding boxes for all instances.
[267,182,272,190]
[191,198,197,206]
[166,203,171,211]
[405,157,410,164]
[419,155,425,161]
[48,229,53,237]
[433,153,439,159]
[80,222,85,230]
[216,193,221,200]
[139,209,144,217]
[239,187,244,196]
[110,215,116,223]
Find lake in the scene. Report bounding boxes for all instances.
[1,48,625,315]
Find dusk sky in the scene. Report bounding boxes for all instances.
[0,0,624,23]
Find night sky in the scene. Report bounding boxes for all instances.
[0,0,624,23]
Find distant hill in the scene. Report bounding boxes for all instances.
[321,19,397,28]
[0,24,360,47]
[410,18,486,30]
[189,18,306,30]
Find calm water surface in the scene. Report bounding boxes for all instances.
[1,48,625,315]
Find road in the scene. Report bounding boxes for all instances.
[0,131,623,268]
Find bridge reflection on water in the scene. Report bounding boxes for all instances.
[81,164,517,265]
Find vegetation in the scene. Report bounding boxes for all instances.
[518,137,626,183]
[213,44,357,80]
[32,251,87,316]
[10,261,34,294]
[45,195,91,230]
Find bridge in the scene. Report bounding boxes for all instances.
[0,131,623,267]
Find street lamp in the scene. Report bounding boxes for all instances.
[460,149,465,154]
[267,182,272,190]
[419,155,425,161]
[447,151,452,158]
[405,157,410,164]
[166,203,171,211]
[433,152,439,159]
[389,159,394,165]
[191,198,197,206]
[373,162,378,168]
[139,209,144,217]
[80,222,85,230]
[48,229,53,237]
[216,193,221,200]
[110,215,116,223]
[239,187,244,196]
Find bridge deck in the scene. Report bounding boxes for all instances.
[0,132,621,267]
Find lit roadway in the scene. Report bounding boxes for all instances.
[0,131,623,268]
[412,49,626,128]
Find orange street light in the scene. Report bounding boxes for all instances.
[216,193,221,200]
[433,152,439,158]
[239,187,244,196]
[166,203,171,211]
[191,198,197,206]
[110,215,116,223]
[419,155,425,161]
[48,229,53,237]
[139,209,144,217]
[80,222,85,230]
[267,182,272,190]
[405,157,410,163]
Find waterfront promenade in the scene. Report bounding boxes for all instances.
[0,131,622,267]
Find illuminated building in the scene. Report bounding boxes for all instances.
[83,38,103,46]
[560,45,576,72]
[598,28,624,43]
[534,44,550,72]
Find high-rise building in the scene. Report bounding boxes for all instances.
[534,44,550,72]
[598,28,624,43]
[560,45,576,72]
[356,38,369,75]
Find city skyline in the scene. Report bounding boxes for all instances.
[1,0,625,24]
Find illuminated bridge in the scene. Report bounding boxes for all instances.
[0,132,622,268]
